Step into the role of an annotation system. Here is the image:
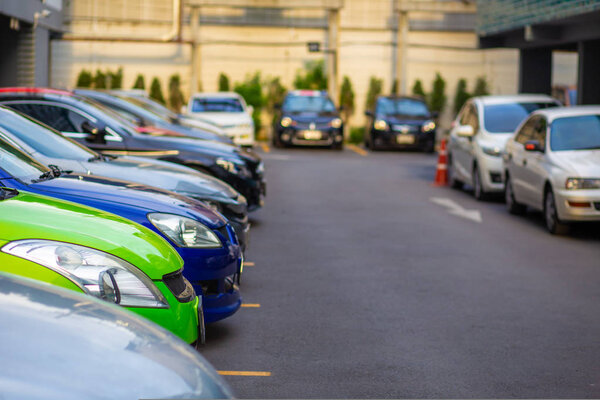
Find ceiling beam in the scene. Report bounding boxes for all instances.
[185,0,343,10]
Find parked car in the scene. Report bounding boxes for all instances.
[448,94,560,200]
[74,89,234,144]
[0,88,266,211]
[0,138,242,324]
[112,89,227,137]
[0,188,200,344]
[364,96,437,152]
[272,90,343,150]
[503,106,600,234]
[0,272,233,399]
[187,92,255,147]
[0,105,249,250]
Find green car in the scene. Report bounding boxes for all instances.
[0,187,200,345]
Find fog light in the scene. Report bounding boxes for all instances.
[567,201,591,208]
[335,135,343,142]
[281,133,291,142]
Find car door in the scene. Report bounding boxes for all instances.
[509,116,537,206]
[520,116,549,210]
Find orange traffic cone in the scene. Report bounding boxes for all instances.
[433,138,448,186]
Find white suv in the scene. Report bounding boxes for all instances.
[187,92,255,147]
[447,95,560,200]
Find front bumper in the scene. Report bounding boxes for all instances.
[225,126,255,147]
[555,188,600,222]
[131,284,199,344]
[476,153,504,193]
[210,169,265,212]
[371,129,434,149]
[278,127,344,147]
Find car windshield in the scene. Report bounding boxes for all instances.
[0,138,50,184]
[483,102,558,133]
[550,115,600,151]
[191,98,243,113]
[376,98,429,117]
[0,107,98,161]
[76,97,140,136]
[282,95,336,113]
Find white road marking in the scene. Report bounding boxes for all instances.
[430,197,482,223]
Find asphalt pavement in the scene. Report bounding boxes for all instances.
[201,145,600,398]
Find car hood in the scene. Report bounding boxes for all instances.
[152,121,232,144]
[0,190,183,279]
[179,117,226,136]
[83,156,243,203]
[30,174,227,228]
[0,273,233,400]
[189,113,252,128]
[479,133,513,148]
[285,112,338,124]
[550,150,600,176]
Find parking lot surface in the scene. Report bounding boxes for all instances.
[202,146,600,398]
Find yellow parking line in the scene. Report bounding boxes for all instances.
[244,261,255,267]
[241,303,261,308]
[347,144,368,156]
[260,143,270,153]
[218,371,271,377]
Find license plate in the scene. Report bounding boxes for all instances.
[302,130,322,140]
[397,134,415,144]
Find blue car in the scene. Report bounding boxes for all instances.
[0,138,242,324]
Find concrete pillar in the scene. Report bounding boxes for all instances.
[190,6,201,95]
[397,11,409,95]
[34,27,49,86]
[327,9,339,105]
[518,47,552,94]
[577,40,600,105]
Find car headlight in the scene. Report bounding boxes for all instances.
[148,213,222,248]
[215,157,251,177]
[374,119,388,131]
[281,117,293,127]
[421,120,436,133]
[1,240,168,308]
[329,118,343,129]
[565,177,600,190]
[480,145,502,157]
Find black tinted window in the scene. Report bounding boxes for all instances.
[376,98,429,117]
[282,96,335,113]
[191,98,243,112]
[483,102,558,133]
[515,117,537,144]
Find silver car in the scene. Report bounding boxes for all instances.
[0,272,233,399]
[448,95,560,200]
[504,106,600,234]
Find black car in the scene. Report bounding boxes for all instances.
[273,90,344,150]
[365,96,437,152]
[0,88,266,211]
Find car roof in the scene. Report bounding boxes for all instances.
[287,90,328,97]
[532,105,600,121]
[474,94,558,105]
[190,91,242,99]
[0,87,72,96]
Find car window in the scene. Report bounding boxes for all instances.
[375,98,430,117]
[482,102,558,134]
[515,116,538,144]
[0,137,50,184]
[282,95,336,113]
[459,103,472,126]
[531,117,547,149]
[0,107,97,160]
[191,98,243,113]
[550,115,600,151]
[9,103,85,133]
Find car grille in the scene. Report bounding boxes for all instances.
[162,269,196,303]
[196,274,237,296]
[217,225,230,241]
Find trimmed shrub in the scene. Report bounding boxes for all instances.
[234,72,264,135]
[168,74,185,113]
[149,77,166,105]
[76,69,93,88]
[453,78,470,115]
[412,79,426,98]
[133,74,145,90]
[365,76,383,111]
[218,73,230,92]
[294,60,327,90]
[428,73,447,113]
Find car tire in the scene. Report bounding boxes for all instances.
[369,134,381,151]
[447,155,463,190]
[472,164,487,201]
[505,175,526,215]
[332,142,344,151]
[544,188,569,235]
[272,133,283,148]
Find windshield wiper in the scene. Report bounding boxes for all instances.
[31,170,54,183]
[0,187,18,200]
[88,154,104,162]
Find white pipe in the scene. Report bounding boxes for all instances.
[161,0,182,42]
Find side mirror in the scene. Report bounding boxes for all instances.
[247,105,254,115]
[365,110,374,117]
[456,125,474,138]
[524,140,544,152]
[81,121,107,144]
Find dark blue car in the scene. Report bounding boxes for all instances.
[0,138,242,324]
[364,96,437,152]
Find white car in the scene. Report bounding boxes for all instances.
[187,92,255,147]
[448,95,560,200]
[504,106,600,234]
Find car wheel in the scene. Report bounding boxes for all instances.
[369,134,381,151]
[447,155,463,190]
[544,188,569,235]
[472,164,487,201]
[272,134,283,148]
[505,175,526,215]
